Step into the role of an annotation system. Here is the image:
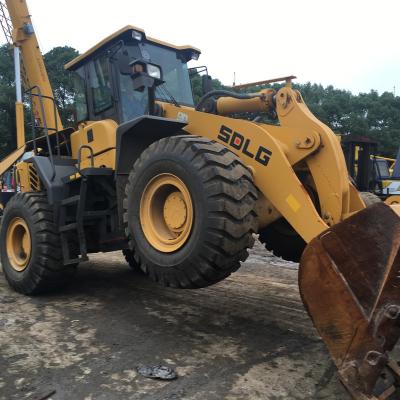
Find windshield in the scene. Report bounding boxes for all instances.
[118,42,194,123]
[144,44,194,106]
[374,159,390,179]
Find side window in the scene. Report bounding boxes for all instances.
[72,66,88,122]
[89,57,113,114]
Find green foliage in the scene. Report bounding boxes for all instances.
[302,84,400,157]
[190,72,227,104]
[0,45,17,158]
[0,43,399,159]
[44,46,79,125]
[0,44,78,159]
[239,81,400,157]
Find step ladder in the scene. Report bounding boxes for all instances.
[58,163,114,265]
[59,175,90,265]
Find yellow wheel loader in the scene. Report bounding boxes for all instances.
[1,1,400,398]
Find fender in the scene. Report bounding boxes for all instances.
[115,115,187,228]
[116,115,187,175]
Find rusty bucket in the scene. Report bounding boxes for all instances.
[300,203,400,399]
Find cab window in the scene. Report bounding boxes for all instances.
[89,56,113,114]
[72,66,88,122]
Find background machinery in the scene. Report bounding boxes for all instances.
[342,136,400,205]
[1,1,400,398]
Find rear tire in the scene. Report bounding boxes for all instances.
[122,249,139,270]
[123,135,258,288]
[0,192,76,295]
[360,191,381,207]
[259,218,306,262]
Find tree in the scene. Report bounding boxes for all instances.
[190,72,227,104]
[0,44,78,159]
[0,43,399,159]
[228,80,400,157]
[0,44,17,158]
[44,46,79,126]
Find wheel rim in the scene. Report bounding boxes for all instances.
[140,173,194,252]
[6,217,32,272]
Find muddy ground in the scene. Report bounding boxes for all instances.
[0,242,397,400]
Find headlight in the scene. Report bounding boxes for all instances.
[191,51,200,61]
[147,64,161,79]
[23,23,35,35]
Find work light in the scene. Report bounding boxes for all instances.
[147,64,162,80]
[132,30,143,41]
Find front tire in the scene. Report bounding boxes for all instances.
[0,192,76,295]
[123,135,258,288]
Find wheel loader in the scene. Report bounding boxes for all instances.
[1,1,400,398]
[341,136,400,207]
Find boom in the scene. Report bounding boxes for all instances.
[1,0,62,146]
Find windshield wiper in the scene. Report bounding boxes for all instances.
[156,84,180,108]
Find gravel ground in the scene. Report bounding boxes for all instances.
[0,241,396,400]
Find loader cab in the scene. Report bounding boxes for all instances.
[66,26,200,125]
[342,136,398,198]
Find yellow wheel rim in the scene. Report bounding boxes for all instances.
[140,173,194,252]
[6,217,32,272]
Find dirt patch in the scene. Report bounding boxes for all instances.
[0,242,361,399]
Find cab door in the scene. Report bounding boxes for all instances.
[87,54,119,123]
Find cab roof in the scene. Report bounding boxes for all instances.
[65,25,201,71]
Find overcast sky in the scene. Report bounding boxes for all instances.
[3,0,400,95]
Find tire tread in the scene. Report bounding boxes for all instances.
[123,135,258,288]
[1,192,75,295]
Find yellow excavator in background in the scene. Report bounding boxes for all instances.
[1,1,400,398]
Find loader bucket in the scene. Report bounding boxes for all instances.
[299,202,400,399]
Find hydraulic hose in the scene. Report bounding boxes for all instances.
[195,90,261,112]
